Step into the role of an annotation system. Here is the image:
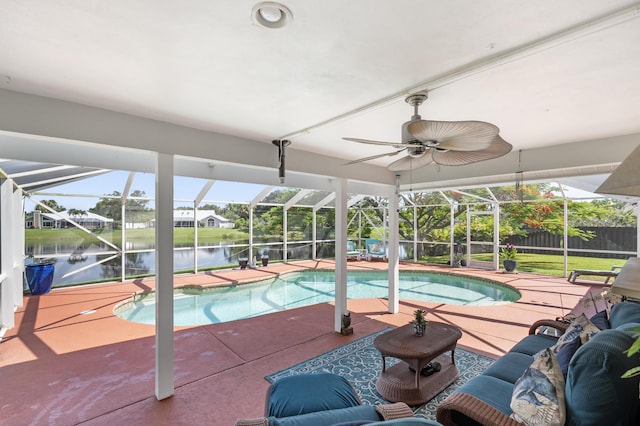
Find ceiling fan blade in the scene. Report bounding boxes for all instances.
[408,120,499,151]
[343,137,406,149]
[432,135,513,166]
[387,151,434,171]
[344,149,406,165]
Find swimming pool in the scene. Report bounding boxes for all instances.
[114,270,520,326]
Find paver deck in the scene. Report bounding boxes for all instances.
[0,260,605,425]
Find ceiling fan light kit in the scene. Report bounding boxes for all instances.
[344,90,512,171]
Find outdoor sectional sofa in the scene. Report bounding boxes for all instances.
[436,301,640,426]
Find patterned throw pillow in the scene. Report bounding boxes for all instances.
[552,313,600,354]
[510,348,566,426]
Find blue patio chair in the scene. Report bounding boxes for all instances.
[346,240,361,261]
[365,238,387,261]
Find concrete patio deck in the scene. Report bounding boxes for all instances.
[0,260,605,425]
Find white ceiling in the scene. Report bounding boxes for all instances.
[1,0,639,194]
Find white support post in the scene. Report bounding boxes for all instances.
[450,203,455,266]
[636,204,640,258]
[312,211,317,260]
[387,183,399,314]
[334,178,348,333]
[283,208,288,263]
[413,204,418,262]
[193,202,199,272]
[121,172,134,282]
[155,153,174,400]
[121,203,126,282]
[1,179,16,329]
[564,199,569,276]
[249,206,254,261]
[493,202,500,271]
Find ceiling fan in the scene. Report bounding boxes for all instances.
[344,90,512,171]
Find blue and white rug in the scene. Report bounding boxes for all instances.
[265,327,495,420]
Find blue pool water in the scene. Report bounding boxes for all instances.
[114,270,520,326]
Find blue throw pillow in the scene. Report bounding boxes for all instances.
[555,336,581,377]
[589,310,610,330]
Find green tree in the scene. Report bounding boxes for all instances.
[36,199,65,212]
[569,199,636,227]
[67,208,87,217]
[90,190,150,229]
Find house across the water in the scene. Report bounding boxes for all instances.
[26,210,114,230]
[172,210,234,229]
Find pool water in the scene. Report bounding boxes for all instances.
[114,270,520,326]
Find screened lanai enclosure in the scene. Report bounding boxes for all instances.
[4,165,638,289]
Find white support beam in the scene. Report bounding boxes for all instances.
[450,202,456,266]
[155,153,174,400]
[194,202,200,272]
[284,189,312,209]
[12,183,24,308]
[563,198,569,277]
[251,186,274,207]
[121,172,134,282]
[312,209,317,261]
[283,207,288,263]
[18,169,108,190]
[452,190,492,202]
[387,183,399,314]
[334,178,348,333]
[0,178,21,330]
[122,172,135,203]
[347,194,365,207]
[195,180,216,205]
[313,193,335,212]
[637,204,640,258]
[493,203,500,271]
[413,204,418,262]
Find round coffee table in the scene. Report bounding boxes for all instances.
[373,322,462,405]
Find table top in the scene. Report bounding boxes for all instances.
[373,322,462,360]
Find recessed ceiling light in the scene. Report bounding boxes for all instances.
[252,2,293,29]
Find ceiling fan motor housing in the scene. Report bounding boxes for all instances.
[401,120,427,157]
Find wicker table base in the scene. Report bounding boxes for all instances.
[376,353,459,405]
[373,323,462,405]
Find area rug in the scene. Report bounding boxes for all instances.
[265,328,495,420]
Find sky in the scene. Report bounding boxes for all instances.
[25,169,610,213]
[26,170,275,211]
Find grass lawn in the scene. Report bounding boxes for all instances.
[25,227,250,245]
[422,253,627,282]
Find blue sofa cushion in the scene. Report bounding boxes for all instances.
[509,334,558,356]
[451,375,515,416]
[565,329,640,426]
[609,301,640,329]
[266,373,361,418]
[268,405,380,426]
[481,352,533,384]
